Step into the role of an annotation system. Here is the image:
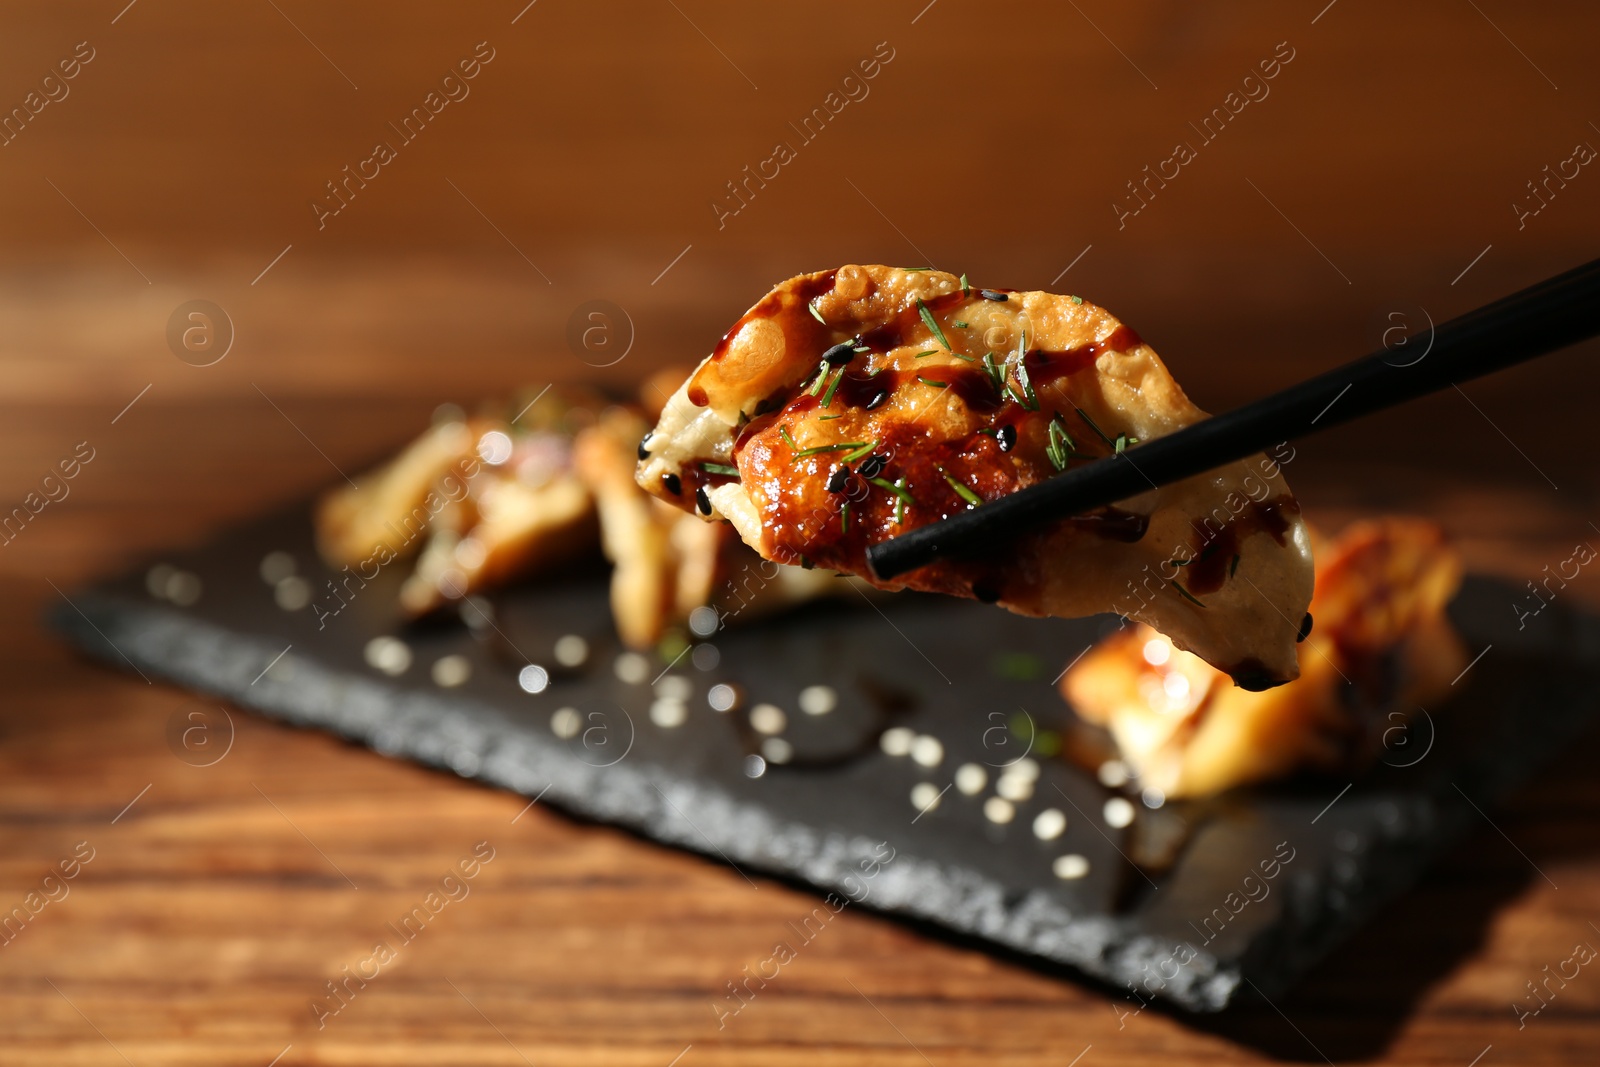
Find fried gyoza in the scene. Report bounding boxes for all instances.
[1062,518,1467,798]
[636,265,1314,686]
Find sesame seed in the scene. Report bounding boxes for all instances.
[1104,797,1136,828]
[910,735,944,767]
[1053,854,1090,880]
[798,685,836,715]
[1033,808,1067,841]
[954,763,987,795]
[984,797,1015,824]
[432,654,472,688]
[749,704,787,735]
[880,726,914,757]
[695,487,712,515]
[650,699,687,728]
[662,472,682,496]
[550,707,581,739]
[826,467,850,493]
[911,782,943,813]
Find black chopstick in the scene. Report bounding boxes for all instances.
[867,255,1600,581]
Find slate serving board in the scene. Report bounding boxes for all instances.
[50,504,1600,1011]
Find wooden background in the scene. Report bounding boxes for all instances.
[2,1,1599,1063]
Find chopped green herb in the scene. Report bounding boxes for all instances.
[1012,357,1039,411]
[1114,434,1129,454]
[914,349,941,359]
[817,413,842,421]
[937,465,983,507]
[902,267,933,272]
[916,375,949,389]
[948,351,976,362]
[841,501,850,534]
[952,320,969,329]
[700,462,740,477]
[808,301,826,325]
[1170,581,1206,607]
[1045,414,1077,471]
[821,367,845,408]
[780,424,798,449]
[916,298,952,351]
[1074,406,1118,449]
[977,427,999,437]
[1230,553,1241,578]
[841,440,878,463]
[893,476,910,523]
[982,351,1006,394]
[792,440,868,459]
[806,361,829,396]
[959,272,969,295]
[868,476,915,505]
[1070,294,1084,306]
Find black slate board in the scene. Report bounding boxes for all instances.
[49,505,1600,1011]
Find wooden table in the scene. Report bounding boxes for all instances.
[3,1,1600,1063]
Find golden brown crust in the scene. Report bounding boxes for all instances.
[1063,518,1467,797]
[638,264,1314,683]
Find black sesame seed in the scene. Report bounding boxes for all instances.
[822,342,856,366]
[979,289,1008,302]
[865,389,891,411]
[858,454,887,479]
[826,467,850,493]
[1297,612,1314,643]
[996,424,1017,452]
[695,487,712,515]
[637,433,652,460]
[662,472,682,496]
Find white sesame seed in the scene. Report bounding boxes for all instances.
[749,704,787,735]
[550,707,581,739]
[259,550,296,585]
[650,699,687,728]
[954,763,987,796]
[364,636,412,676]
[911,782,943,813]
[996,773,1034,802]
[910,734,944,768]
[984,797,1015,824]
[432,654,472,688]
[273,576,311,611]
[1053,854,1090,880]
[165,570,202,606]
[614,652,650,685]
[1009,757,1041,782]
[1033,808,1067,841]
[518,664,550,694]
[798,685,837,715]
[1103,797,1136,828]
[145,563,176,600]
[553,634,589,668]
[1097,760,1130,788]
[761,737,793,764]
[880,727,914,757]
[656,674,693,701]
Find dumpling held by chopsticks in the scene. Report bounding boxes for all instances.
[635,264,1314,687]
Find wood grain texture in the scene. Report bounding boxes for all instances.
[2,0,1599,1063]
